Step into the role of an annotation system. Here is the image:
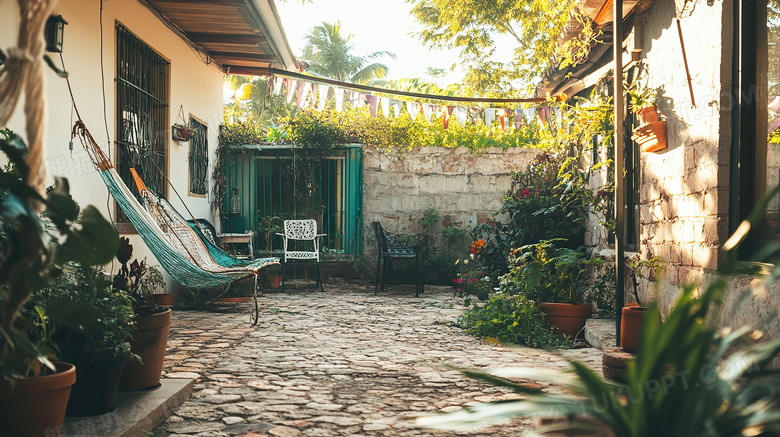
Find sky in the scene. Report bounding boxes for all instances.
[274,0,513,86]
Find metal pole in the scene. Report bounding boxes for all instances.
[614,0,626,348]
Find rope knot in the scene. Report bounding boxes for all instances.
[5,47,35,65]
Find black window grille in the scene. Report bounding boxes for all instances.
[189,117,208,196]
[116,23,169,221]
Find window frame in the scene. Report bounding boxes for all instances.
[188,115,208,198]
[114,22,170,231]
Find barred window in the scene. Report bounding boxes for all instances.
[116,23,169,222]
[189,117,208,196]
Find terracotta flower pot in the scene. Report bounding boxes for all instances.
[539,302,593,337]
[61,348,126,416]
[632,120,668,153]
[270,275,282,288]
[151,293,174,307]
[0,362,76,437]
[620,305,657,353]
[636,106,659,124]
[119,308,171,391]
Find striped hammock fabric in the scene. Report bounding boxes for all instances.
[75,120,278,289]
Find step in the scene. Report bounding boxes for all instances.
[62,378,193,437]
[584,318,617,350]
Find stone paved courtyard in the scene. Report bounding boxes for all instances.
[158,280,603,437]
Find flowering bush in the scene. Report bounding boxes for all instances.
[499,239,602,305]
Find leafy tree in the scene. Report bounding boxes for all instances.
[299,21,397,84]
[407,0,581,93]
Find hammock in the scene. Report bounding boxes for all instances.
[73,121,278,290]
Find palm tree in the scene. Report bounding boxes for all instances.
[299,21,396,84]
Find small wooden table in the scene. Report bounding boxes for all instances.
[217,232,254,259]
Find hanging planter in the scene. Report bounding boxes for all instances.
[632,120,667,153]
[172,124,195,142]
[636,106,660,125]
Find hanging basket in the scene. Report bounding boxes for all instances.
[632,120,667,153]
[172,124,195,142]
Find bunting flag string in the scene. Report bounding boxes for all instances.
[263,75,565,130]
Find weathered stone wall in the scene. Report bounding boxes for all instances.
[361,146,539,267]
[628,0,728,312]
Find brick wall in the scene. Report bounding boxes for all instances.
[628,0,727,309]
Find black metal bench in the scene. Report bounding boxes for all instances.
[372,221,424,297]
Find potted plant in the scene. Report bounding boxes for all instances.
[0,130,119,434]
[501,239,599,337]
[417,281,780,436]
[620,256,661,353]
[138,266,172,307]
[113,238,172,391]
[256,214,283,255]
[267,264,282,289]
[172,123,195,142]
[626,83,667,152]
[35,261,135,417]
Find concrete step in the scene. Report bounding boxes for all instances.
[62,378,193,437]
[584,318,617,350]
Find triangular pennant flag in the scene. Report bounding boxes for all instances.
[317,85,330,111]
[499,111,506,132]
[515,108,523,129]
[484,108,496,127]
[454,107,467,126]
[310,83,319,110]
[408,102,420,121]
[274,77,283,95]
[526,108,536,127]
[554,107,562,131]
[423,104,436,123]
[365,95,378,117]
[379,97,389,118]
[333,87,344,112]
[296,81,309,108]
[443,106,454,129]
[390,99,402,117]
[285,79,296,103]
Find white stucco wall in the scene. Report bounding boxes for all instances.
[1,0,224,291]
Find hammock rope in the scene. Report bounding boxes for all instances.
[71,120,278,289]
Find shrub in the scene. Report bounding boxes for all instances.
[499,239,601,305]
[457,293,570,349]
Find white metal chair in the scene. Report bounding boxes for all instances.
[276,219,326,291]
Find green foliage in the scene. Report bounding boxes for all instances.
[498,152,589,256]
[442,225,467,243]
[419,186,780,437]
[278,107,540,154]
[500,239,600,305]
[417,208,441,233]
[423,282,780,436]
[34,262,135,359]
[407,0,580,93]
[223,75,298,129]
[0,129,120,382]
[457,293,570,349]
[453,257,493,302]
[589,263,616,317]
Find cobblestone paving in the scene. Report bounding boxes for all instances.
[158,281,603,437]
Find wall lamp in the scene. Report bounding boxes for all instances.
[45,15,68,53]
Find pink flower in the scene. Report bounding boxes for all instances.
[521,189,531,198]
[471,278,477,283]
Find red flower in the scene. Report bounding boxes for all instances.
[521,189,531,198]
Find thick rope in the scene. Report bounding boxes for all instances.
[0,0,58,203]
